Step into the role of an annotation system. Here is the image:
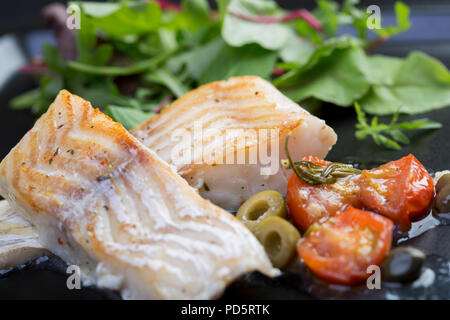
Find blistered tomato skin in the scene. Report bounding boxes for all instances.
[286,156,360,232]
[359,154,434,230]
[297,207,393,285]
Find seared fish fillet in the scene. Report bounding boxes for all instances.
[0,90,276,299]
[132,76,337,210]
[0,200,46,269]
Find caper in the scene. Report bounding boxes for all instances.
[381,247,426,283]
[236,190,286,232]
[434,173,450,213]
[436,173,450,193]
[254,216,301,269]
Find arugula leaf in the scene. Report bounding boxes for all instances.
[76,6,97,63]
[70,82,128,108]
[341,0,370,39]
[313,0,340,37]
[10,89,41,110]
[42,43,67,74]
[28,75,64,114]
[145,68,189,98]
[354,102,442,150]
[68,49,175,76]
[105,105,153,130]
[360,52,450,115]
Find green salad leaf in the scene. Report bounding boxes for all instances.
[10,0,450,150]
[360,52,450,115]
[106,105,153,130]
[375,1,411,38]
[198,42,278,84]
[279,46,370,106]
[77,1,162,37]
[221,0,291,50]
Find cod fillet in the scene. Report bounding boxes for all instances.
[0,90,276,299]
[132,76,337,210]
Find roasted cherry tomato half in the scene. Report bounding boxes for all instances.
[297,206,393,285]
[286,156,360,232]
[359,154,434,230]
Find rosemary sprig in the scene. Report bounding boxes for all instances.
[283,132,361,185]
[354,102,442,150]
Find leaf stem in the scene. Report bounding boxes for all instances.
[68,50,176,76]
[229,8,322,31]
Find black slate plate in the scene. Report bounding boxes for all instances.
[1,2,450,300]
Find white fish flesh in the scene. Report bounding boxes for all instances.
[0,90,277,299]
[132,76,337,210]
[0,200,46,269]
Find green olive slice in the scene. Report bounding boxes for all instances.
[254,216,301,269]
[236,190,286,232]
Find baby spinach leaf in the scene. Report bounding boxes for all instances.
[363,55,403,85]
[278,47,370,106]
[279,30,315,65]
[80,1,162,37]
[360,52,450,115]
[221,0,291,50]
[274,36,361,87]
[199,42,278,84]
